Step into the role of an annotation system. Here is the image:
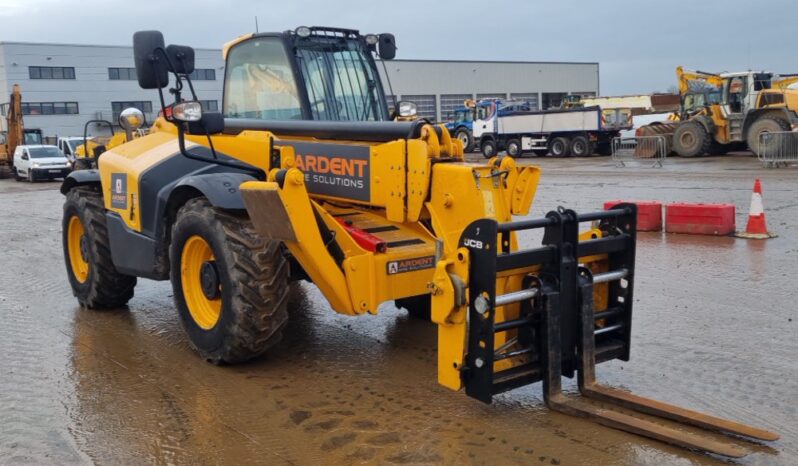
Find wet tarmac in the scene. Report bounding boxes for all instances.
[1,154,796,465]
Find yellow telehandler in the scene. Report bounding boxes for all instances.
[60,28,777,458]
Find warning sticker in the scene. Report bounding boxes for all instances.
[386,256,435,275]
[110,173,127,209]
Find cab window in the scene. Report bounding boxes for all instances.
[224,38,303,120]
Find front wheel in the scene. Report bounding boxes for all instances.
[455,129,474,153]
[170,198,289,364]
[481,139,497,159]
[506,139,522,157]
[14,168,22,182]
[62,187,137,308]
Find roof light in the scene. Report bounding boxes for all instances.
[364,34,379,45]
[295,26,312,38]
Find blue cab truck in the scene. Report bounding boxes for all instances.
[444,99,532,152]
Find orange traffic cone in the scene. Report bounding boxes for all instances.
[736,179,777,239]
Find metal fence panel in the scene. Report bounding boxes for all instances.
[611,136,667,168]
[758,131,798,167]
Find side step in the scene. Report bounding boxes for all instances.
[460,205,778,458]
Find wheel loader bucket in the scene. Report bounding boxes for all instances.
[635,122,677,157]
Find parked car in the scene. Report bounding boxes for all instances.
[13,144,72,182]
[57,137,88,164]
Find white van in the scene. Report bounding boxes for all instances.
[13,145,72,182]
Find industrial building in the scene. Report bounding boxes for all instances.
[0,40,599,137]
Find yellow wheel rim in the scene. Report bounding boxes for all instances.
[181,235,222,330]
[67,215,89,283]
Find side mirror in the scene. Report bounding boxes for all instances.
[21,154,28,160]
[378,33,396,60]
[188,112,224,135]
[133,30,169,89]
[166,44,195,75]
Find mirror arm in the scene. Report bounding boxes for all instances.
[176,124,265,180]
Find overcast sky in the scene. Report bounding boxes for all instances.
[1,0,796,95]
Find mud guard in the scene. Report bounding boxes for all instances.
[60,169,101,195]
[173,173,257,210]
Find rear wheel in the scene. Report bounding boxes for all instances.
[747,115,791,157]
[571,135,590,156]
[549,137,571,157]
[673,121,711,157]
[481,139,497,158]
[506,138,522,157]
[170,198,289,364]
[455,129,474,152]
[62,187,137,308]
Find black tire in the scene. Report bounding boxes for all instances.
[481,139,497,158]
[746,115,791,157]
[14,168,23,182]
[673,121,711,157]
[170,197,289,364]
[455,128,474,153]
[395,294,431,321]
[63,186,137,308]
[571,135,590,156]
[549,137,571,157]
[506,138,522,157]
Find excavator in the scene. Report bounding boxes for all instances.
[638,66,798,157]
[60,28,778,458]
[0,85,44,175]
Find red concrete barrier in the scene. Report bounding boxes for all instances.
[665,203,735,236]
[604,200,662,231]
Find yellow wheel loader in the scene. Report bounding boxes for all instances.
[60,28,778,458]
[638,66,798,157]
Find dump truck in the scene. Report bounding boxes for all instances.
[59,27,778,458]
[638,67,798,157]
[444,99,533,153]
[1,85,44,174]
[474,99,631,157]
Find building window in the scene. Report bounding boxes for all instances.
[510,93,539,110]
[22,102,79,115]
[542,92,568,109]
[109,67,137,80]
[29,66,76,80]
[189,69,216,80]
[199,100,218,112]
[112,101,153,120]
[400,94,436,120]
[477,93,505,100]
[440,94,472,120]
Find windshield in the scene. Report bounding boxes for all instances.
[224,36,387,122]
[29,146,64,158]
[295,37,387,121]
[224,38,303,120]
[66,139,84,150]
[454,109,472,123]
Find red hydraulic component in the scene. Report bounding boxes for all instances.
[336,219,388,253]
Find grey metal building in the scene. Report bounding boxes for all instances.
[0,41,598,137]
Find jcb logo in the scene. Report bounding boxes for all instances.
[464,238,483,249]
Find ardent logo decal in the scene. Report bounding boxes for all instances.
[387,256,435,275]
[110,173,127,209]
[286,142,371,202]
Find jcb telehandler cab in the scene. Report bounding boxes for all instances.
[60,28,777,458]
